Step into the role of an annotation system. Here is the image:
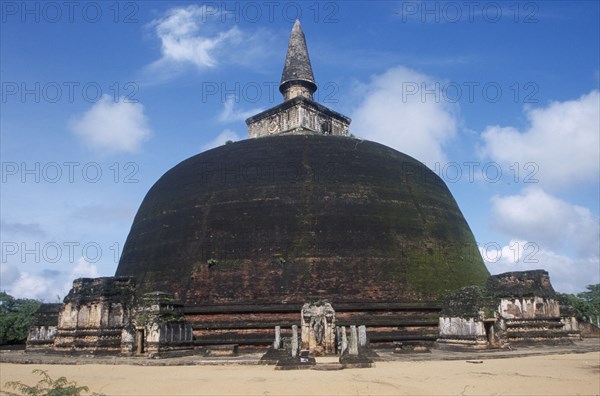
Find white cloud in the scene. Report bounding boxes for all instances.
[479,90,599,190]
[218,96,263,123]
[201,129,241,152]
[2,267,64,302]
[490,187,599,258]
[69,95,151,154]
[145,5,274,78]
[0,263,21,288]
[480,239,599,294]
[351,66,459,166]
[69,256,98,279]
[154,6,241,70]
[480,91,599,296]
[1,257,99,302]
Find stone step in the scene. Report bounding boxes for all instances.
[193,329,439,345]
[314,356,339,364]
[506,330,573,339]
[313,363,344,371]
[505,320,564,329]
[190,317,440,329]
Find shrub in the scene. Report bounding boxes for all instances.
[207,258,218,268]
[2,369,104,396]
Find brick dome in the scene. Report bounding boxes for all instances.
[116,135,489,305]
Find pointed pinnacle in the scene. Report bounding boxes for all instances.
[279,19,317,95]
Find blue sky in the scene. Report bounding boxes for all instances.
[1,1,598,301]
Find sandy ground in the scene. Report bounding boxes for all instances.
[1,352,599,396]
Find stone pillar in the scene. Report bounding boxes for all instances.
[325,312,336,353]
[340,326,348,355]
[309,323,317,352]
[291,325,298,357]
[273,326,281,349]
[301,314,310,351]
[348,325,358,356]
[358,325,368,351]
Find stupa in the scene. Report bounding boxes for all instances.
[27,21,578,355]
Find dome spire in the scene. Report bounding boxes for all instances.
[279,19,317,101]
[246,20,350,137]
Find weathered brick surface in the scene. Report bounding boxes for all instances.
[184,302,440,345]
[117,135,488,307]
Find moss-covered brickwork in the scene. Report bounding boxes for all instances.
[116,135,489,305]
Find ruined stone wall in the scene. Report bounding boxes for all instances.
[495,297,574,344]
[141,323,194,354]
[27,326,57,348]
[437,272,581,349]
[51,277,135,354]
[27,303,61,350]
[57,301,126,328]
[561,317,579,333]
[438,317,486,338]
[124,292,195,355]
[437,317,489,349]
[498,297,560,320]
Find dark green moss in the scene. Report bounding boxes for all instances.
[441,286,496,319]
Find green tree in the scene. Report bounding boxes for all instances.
[564,284,600,326]
[578,284,600,325]
[577,284,600,307]
[0,292,42,345]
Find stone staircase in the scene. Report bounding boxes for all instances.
[504,319,577,344]
[53,327,123,353]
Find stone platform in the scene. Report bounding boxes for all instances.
[3,340,597,367]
